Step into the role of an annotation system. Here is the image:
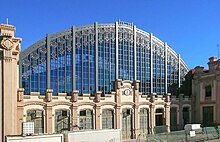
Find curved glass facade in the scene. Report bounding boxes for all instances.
[20,21,189,95]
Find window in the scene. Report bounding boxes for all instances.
[102,109,114,129]
[79,110,93,130]
[205,85,212,97]
[139,108,149,136]
[155,108,164,126]
[55,110,70,133]
[26,110,44,134]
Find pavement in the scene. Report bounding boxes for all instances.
[122,138,220,142]
[208,139,220,142]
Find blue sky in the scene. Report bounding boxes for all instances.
[0,0,220,69]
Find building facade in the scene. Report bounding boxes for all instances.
[0,21,192,141]
[20,21,188,96]
[192,57,220,126]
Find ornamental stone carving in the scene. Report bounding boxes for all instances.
[0,24,22,60]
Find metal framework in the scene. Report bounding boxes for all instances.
[20,20,189,95]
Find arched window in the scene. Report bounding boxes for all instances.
[26,110,44,133]
[55,110,70,133]
[79,109,93,130]
[139,108,149,137]
[102,109,114,129]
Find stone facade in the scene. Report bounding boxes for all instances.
[192,57,220,125]
[17,80,171,139]
[0,23,193,141]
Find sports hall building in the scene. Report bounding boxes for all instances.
[0,21,192,141]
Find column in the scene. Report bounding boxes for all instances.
[17,105,24,135]
[165,104,170,132]
[17,88,25,134]
[115,106,121,129]
[45,89,53,133]
[133,80,140,137]
[45,105,53,133]
[134,105,139,138]
[95,105,101,129]
[71,90,79,130]
[71,106,78,130]
[179,94,183,129]
[150,104,155,134]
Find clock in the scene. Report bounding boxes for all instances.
[124,89,130,96]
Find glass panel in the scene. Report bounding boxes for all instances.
[139,108,149,138]
[122,108,132,139]
[26,110,44,133]
[79,110,93,130]
[102,109,114,129]
[55,110,70,133]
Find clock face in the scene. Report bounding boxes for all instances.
[124,89,130,96]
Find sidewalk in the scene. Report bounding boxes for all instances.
[208,139,220,142]
[123,138,220,142]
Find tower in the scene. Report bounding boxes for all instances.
[0,23,21,141]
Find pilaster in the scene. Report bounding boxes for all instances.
[45,90,53,133]
[133,80,140,137]
[0,24,21,141]
[133,105,139,137]
[71,106,78,131]
[165,104,170,132]
[179,94,184,129]
[115,106,121,129]
[45,105,53,134]
[150,93,156,134]
[115,79,122,104]
[150,104,155,134]
[95,105,101,129]
[17,88,24,134]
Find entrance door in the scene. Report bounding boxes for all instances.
[203,106,213,126]
[183,107,189,126]
[139,108,149,138]
[122,108,133,139]
[155,108,166,133]
[170,107,177,131]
